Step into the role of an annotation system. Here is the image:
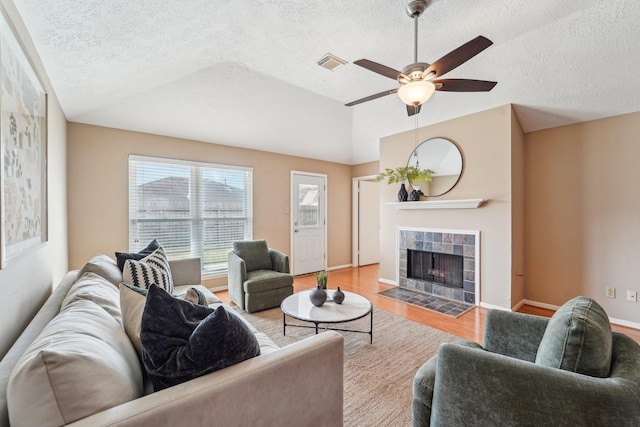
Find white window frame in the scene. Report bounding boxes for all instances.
[128,155,253,277]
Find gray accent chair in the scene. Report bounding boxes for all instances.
[228,240,294,313]
[413,297,640,426]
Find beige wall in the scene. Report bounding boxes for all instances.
[352,161,379,178]
[67,123,353,287]
[511,108,525,306]
[0,1,68,357]
[379,105,521,309]
[524,111,640,322]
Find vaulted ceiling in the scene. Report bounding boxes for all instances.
[13,0,640,164]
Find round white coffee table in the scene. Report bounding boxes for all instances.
[281,289,373,343]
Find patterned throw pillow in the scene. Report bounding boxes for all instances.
[123,247,174,294]
[115,239,160,271]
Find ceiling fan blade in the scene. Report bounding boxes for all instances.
[354,59,401,80]
[425,36,493,79]
[434,79,497,92]
[345,88,398,107]
[407,104,421,116]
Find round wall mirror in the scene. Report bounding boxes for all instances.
[407,137,463,197]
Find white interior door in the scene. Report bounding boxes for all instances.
[358,180,380,266]
[292,172,326,275]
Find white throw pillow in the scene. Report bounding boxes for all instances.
[119,283,147,357]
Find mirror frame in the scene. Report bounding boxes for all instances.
[407,137,463,198]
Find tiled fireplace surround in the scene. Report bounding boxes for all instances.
[398,227,480,305]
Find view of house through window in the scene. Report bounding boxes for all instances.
[128,155,253,275]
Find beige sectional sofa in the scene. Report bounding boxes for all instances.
[0,255,344,427]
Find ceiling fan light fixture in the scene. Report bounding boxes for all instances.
[398,80,435,106]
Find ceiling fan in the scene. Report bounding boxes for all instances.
[345,0,497,116]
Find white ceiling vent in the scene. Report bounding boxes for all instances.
[317,53,347,71]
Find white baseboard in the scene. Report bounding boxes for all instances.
[608,317,640,330]
[521,299,561,311]
[209,285,228,292]
[327,264,353,271]
[479,302,511,311]
[511,299,525,312]
[378,278,397,286]
[522,299,640,330]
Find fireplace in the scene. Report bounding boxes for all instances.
[407,250,463,288]
[398,228,479,305]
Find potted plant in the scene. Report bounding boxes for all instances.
[314,270,328,289]
[376,166,434,201]
[310,271,329,307]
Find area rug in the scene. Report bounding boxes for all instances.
[237,306,460,427]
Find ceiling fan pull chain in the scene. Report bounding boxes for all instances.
[413,13,419,64]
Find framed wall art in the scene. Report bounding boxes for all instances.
[0,10,47,268]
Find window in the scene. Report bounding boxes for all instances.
[128,155,252,276]
[297,184,319,227]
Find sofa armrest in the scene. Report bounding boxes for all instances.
[482,310,549,362]
[227,251,247,309]
[168,258,202,287]
[227,251,246,284]
[67,332,344,427]
[0,271,79,427]
[430,338,640,426]
[269,249,290,274]
[412,339,482,426]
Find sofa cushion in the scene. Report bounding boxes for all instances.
[62,272,124,324]
[119,283,209,357]
[123,247,174,293]
[233,240,272,272]
[77,254,122,286]
[7,298,143,427]
[535,296,612,377]
[115,239,160,271]
[141,284,261,391]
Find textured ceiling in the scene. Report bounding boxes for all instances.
[12,0,640,164]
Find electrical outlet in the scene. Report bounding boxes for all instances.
[606,287,616,298]
[627,291,637,302]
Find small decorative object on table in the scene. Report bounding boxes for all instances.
[310,270,329,307]
[332,287,345,304]
[309,285,327,307]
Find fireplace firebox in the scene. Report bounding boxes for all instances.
[407,249,463,288]
[398,228,479,305]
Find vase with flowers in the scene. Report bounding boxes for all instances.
[376,166,434,201]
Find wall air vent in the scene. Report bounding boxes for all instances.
[317,53,347,71]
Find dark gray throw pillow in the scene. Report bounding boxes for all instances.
[140,284,261,391]
[115,239,161,271]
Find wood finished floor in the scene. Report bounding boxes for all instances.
[217,264,640,345]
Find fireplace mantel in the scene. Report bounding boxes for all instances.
[387,199,485,210]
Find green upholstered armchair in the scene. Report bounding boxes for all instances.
[227,240,294,313]
[413,297,640,426]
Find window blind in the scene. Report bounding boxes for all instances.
[128,155,253,276]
